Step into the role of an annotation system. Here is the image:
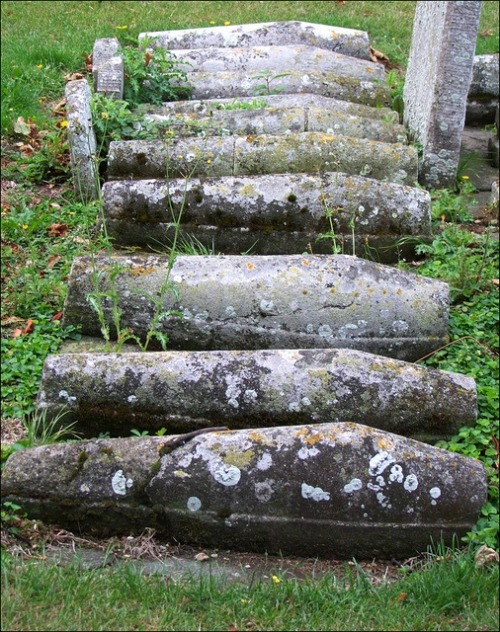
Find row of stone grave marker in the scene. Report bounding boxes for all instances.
[2,13,488,559]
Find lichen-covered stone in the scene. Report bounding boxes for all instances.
[62,253,449,361]
[144,104,407,143]
[178,69,389,107]
[141,21,372,60]
[147,94,399,122]
[2,424,486,558]
[146,422,487,558]
[403,2,482,188]
[101,172,429,261]
[169,44,386,82]
[65,80,98,201]
[107,133,417,185]
[37,348,476,441]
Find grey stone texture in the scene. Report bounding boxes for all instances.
[151,93,400,122]
[168,44,386,81]
[101,173,430,261]
[466,54,499,125]
[107,134,418,185]
[140,21,372,60]
[144,104,407,143]
[1,423,487,558]
[172,69,390,106]
[403,1,482,188]
[37,348,477,441]
[92,38,120,87]
[62,254,449,361]
[64,79,98,201]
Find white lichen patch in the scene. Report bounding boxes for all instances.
[58,389,76,403]
[301,482,330,502]
[187,496,202,512]
[389,464,404,483]
[213,464,241,487]
[80,483,90,493]
[403,473,419,492]
[111,469,133,495]
[127,395,138,403]
[256,451,273,470]
[174,470,191,478]
[298,446,320,460]
[343,478,363,493]
[369,451,395,476]
[430,486,441,505]
[255,480,275,503]
[376,492,392,509]
[288,401,301,412]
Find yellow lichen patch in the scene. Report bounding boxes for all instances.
[377,437,394,451]
[295,428,309,438]
[223,449,255,468]
[249,431,266,443]
[246,262,255,270]
[240,183,258,197]
[130,266,155,277]
[305,433,323,445]
[174,470,191,478]
[301,259,311,266]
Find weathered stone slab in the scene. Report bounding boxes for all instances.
[65,79,98,201]
[403,1,482,188]
[149,94,399,123]
[62,254,449,361]
[141,21,371,60]
[168,45,386,82]
[101,173,430,261]
[96,56,124,100]
[92,37,121,89]
[37,348,477,441]
[173,69,390,106]
[144,105,407,143]
[1,423,487,558]
[466,54,499,125]
[1,436,164,534]
[107,134,418,185]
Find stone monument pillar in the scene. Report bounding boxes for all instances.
[403,1,482,189]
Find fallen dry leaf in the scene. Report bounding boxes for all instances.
[13,319,35,338]
[51,311,64,322]
[194,552,210,562]
[64,72,84,82]
[47,223,69,237]
[52,99,66,114]
[369,46,399,71]
[47,254,61,268]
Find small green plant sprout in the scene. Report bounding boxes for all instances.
[214,98,269,111]
[386,69,405,123]
[0,501,26,536]
[121,39,193,107]
[430,181,476,223]
[316,202,343,254]
[250,70,292,96]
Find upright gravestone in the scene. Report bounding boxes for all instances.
[403,1,482,188]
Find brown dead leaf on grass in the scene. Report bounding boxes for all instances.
[47,223,68,237]
[369,46,401,71]
[12,319,35,338]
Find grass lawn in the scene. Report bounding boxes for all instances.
[1,2,499,631]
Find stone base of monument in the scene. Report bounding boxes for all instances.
[107,133,417,185]
[102,172,430,261]
[36,348,476,441]
[1,423,487,559]
[62,253,449,361]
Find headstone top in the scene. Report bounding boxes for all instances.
[403,1,482,188]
